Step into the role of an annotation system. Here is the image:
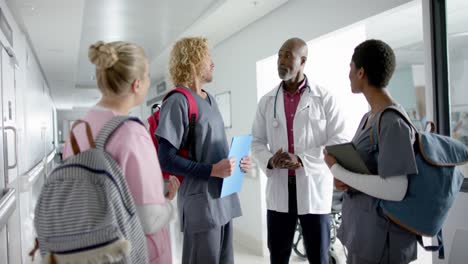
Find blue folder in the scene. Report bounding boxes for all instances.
[220,134,253,198]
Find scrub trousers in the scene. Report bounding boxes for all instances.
[182,221,234,264]
[346,230,417,264]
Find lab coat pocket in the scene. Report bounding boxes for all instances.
[183,193,216,234]
[308,118,327,145]
[309,118,326,129]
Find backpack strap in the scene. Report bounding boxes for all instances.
[69,120,96,155]
[417,230,445,259]
[369,105,419,147]
[95,116,143,150]
[163,87,199,123]
[162,87,199,157]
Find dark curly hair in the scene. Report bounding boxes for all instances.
[351,39,396,88]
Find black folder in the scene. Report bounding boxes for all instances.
[325,142,370,174]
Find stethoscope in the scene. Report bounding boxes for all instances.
[272,83,312,128]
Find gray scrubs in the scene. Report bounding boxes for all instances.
[338,104,419,264]
[156,87,242,264]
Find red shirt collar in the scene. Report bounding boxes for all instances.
[282,77,308,96]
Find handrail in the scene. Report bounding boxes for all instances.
[4,126,18,170]
[46,149,55,163]
[0,188,16,229]
[20,150,56,192]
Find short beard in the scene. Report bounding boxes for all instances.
[278,72,290,80]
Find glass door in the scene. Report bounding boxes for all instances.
[436,0,468,263]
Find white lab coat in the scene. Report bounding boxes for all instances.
[252,83,347,215]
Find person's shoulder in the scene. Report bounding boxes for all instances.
[258,85,280,101]
[109,119,150,143]
[162,92,189,109]
[257,93,272,107]
[380,105,407,122]
[121,119,148,136]
[106,119,152,153]
[310,83,332,98]
[164,91,188,103]
[380,106,413,132]
[310,84,338,110]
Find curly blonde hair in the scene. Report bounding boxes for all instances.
[89,41,147,95]
[169,37,210,87]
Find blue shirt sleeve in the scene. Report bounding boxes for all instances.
[158,137,212,179]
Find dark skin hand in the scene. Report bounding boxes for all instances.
[323,149,349,191]
[269,148,302,170]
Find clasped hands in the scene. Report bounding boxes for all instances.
[268,148,302,169]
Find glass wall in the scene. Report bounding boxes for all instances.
[256,0,427,139]
[447,0,468,146]
[366,0,427,131]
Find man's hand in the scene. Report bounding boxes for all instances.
[211,158,236,178]
[165,176,180,200]
[269,148,302,170]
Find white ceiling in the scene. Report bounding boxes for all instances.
[6,0,468,109]
[6,0,288,109]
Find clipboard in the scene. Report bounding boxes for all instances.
[220,134,253,198]
[325,142,370,174]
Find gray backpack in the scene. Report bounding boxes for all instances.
[34,116,148,263]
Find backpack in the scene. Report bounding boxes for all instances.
[146,87,199,183]
[34,117,148,263]
[371,106,468,259]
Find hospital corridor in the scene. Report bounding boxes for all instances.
[0,0,467,263]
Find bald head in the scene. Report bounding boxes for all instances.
[281,38,308,58]
[277,38,308,81]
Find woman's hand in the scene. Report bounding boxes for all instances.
[323,149,337,168]
[165,176,180,200]
[334,178,349,191]
[240,156,252,173]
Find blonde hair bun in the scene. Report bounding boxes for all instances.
[88,41,119,69]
